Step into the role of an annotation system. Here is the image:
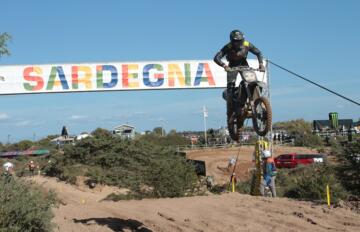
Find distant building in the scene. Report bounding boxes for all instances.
[313,119,353,133]
[76,132,91,141]
[354,121,360,133]
[51,135,75,147]
[112,124,136,139]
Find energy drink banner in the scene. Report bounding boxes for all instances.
[0,59,266,95]
[329,112,339,129]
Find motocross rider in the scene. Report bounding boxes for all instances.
[213,30,265,119]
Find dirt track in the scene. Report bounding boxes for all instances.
[186,145,319,184]
[28,146,359,232]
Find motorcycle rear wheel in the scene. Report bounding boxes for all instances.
[227,112,247,142]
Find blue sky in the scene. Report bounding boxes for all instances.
[0,0,359,142]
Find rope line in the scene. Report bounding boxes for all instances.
[268,60,360,106]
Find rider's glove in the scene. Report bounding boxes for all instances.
[223,65,231,72]
[259,64,265,72]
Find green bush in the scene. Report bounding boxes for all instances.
[103,193,143,201]
[237,163,348,204]
[144,156,198,198]
[46,134,199,198]
[236,178,252,194]
[0,176,56,232]
[209,184,227,194]
[281,164,348,203]
[294,133,323,147]
[336,139,360,196]
[137,133,190,147]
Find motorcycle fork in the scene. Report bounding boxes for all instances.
[244,82,256,117]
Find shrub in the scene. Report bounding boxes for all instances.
[209,184,227,194]
[336,139,360,196]
[103,193,142,201]
[144,156,198,198]
[46,135,199,198]
[236,178,252,194]
[239,163,348,204]
[282,164,348,203]
[137,133,190,147]
[294,133,323,147]
[0,176,56,232]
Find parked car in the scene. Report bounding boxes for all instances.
[274,153,325,168]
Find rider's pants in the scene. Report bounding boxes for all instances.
[226,71,247,108]
[260,176,276,197]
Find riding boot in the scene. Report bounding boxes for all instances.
[237,107,246,128]
[226,82,235,120]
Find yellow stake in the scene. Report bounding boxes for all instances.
[232,175,235,192]
[326,184,331,209]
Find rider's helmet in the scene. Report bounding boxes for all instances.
[230,30,244,43]
[261,150,271,159]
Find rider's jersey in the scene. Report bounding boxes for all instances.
[214,40,263,68]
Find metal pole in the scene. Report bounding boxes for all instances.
[265,60,274,154]
[160,119,164,136]
[203,106,208,147]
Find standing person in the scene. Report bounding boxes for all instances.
[214,30,265,120]
[28,160,36,176]
[260,150,277,197]
[227,156,236,170]
[1,162,14,181]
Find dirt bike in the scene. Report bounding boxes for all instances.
[225,66,272,141]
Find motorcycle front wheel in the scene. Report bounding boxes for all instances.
[252,97,272,136]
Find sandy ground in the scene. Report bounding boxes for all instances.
[28,146,359,232]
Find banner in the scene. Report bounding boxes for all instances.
[0,59,267,95]
[329,112,339,129]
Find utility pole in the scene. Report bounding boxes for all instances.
[203,106,208,147]
[159,118,165,136]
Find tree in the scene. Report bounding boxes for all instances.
[0,32,12,57]
[16,140,33,151]
[61,126,69,137]
[91,128,112,138]
[273,119,312,135]
[273,119,323,147]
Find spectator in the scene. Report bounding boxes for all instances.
[28,160,36,176]
[260,150,277,197]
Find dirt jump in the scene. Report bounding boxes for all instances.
[29,146,359,232]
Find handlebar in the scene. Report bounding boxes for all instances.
[226,66,264,72]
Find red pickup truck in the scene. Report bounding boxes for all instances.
[274,153,325,168]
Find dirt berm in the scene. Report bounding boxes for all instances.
[29,146,359,232]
